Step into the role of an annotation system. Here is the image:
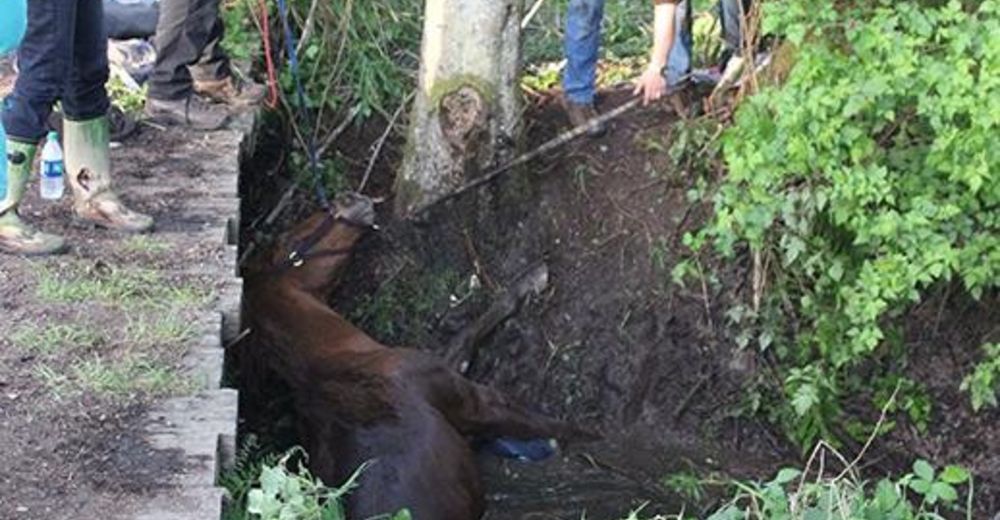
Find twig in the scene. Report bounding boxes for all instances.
[521,0,547,29]
[414,97,640,215]
[672,370,713,421]
[358,91,414,193]
[317,104,363,158]
[414,78,694,216]
[237,181,298,267]
[833,382,900,481]
[294,0,322,56]
[224,328,253,350]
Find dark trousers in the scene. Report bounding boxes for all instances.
[147,0,230,101]
[2,0,110,142]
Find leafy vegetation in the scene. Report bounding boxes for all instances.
[222,445,410,520]
[706,457,974,520]
[678,0,1000,448]
[960,343,1000,411]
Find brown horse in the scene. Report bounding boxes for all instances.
[244,193,586,519]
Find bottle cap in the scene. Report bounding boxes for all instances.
[47,130,58,141]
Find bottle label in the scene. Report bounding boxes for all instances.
[43,160,63,179]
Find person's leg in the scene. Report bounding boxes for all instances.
[145,0,229,128]
[0,0,71,255]
[187,1,230,84]
[63,0,153,233]
[562,0,606,136]
[3,0,75,143]
[159,0,263,107]
[562,0,605,105]
[718,0,751,58]
[712,0,751,94]
[665,0,693,86]
[148,0,201,101]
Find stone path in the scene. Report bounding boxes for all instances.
[0,114,246,520]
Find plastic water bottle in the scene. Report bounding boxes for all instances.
[40,131,64,200]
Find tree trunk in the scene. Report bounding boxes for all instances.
[395,0,522,217]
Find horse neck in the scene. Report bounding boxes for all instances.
[250,274,376,356]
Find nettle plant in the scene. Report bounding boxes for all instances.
[686,0,999,447]
[707,459,974,520]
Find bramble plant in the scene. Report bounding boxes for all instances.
[680,0,1000,447]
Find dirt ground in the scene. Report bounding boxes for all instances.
[238,85,999,518]
[0,121,231,519]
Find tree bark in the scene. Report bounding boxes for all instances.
[395,0,522,216]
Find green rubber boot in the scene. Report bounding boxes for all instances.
[0,140,67,255]
[65,116,154,233]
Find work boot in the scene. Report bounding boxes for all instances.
[193,74,267,107]
[0,140,67,255]
[145,95,229,131]
[64,116,154,233]
[562,98,607,138]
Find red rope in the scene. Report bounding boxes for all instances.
[258,0,279,109]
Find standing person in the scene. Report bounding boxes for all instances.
[562,0,691,137]
[145,0,266,130]
[1,0,154,256]
[634,0,752,105]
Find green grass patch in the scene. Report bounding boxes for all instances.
[35,264,209,309]
[10,323,103,356]
[119,235,171,255]
[36,354,193,400]
[124,314,198,348]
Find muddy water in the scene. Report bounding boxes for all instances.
[479,429,720,519]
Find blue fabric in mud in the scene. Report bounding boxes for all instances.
[480,437,558,462]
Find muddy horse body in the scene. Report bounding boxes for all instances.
[244,194,581,519]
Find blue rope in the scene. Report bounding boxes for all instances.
[274,0,330,208]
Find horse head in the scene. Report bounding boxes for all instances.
[271,192,377,295]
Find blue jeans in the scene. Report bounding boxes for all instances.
[562,0,748,103]
[2,0,110,142]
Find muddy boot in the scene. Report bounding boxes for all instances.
[145,95,229,131]
[0,140,67,255]
[562,98,607,138]
[193,74,267,107]
[64,116,154,233]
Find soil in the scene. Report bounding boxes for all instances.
[0,116,230,518]
[238,85,1000,519]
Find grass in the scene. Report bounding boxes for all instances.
[10,323,103,356]
[25,262,206,402]
[35,263,209,309]
[124,314,197,347]
[119,235,171,255]
[35,354,193,400]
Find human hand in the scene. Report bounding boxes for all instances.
[633,66,667,106]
